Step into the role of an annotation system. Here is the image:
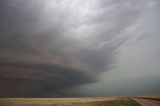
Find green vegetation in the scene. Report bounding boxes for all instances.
[0,97,140,106]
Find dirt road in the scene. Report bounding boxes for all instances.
[134,98,160,106]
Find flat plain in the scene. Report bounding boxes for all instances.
[0,96,140,106]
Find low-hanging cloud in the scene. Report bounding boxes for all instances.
[0,0,154,97]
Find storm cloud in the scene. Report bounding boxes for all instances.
[0,0,154,97]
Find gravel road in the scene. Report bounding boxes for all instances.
[134,98,160,106]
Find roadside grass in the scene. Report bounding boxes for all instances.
[88,98,140,106]
[0,97,140,106]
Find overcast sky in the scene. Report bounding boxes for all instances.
[0,0,160,97]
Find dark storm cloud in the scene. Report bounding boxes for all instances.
[0,62,94,97]
[0,0,153,97]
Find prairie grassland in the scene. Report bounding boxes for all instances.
[0,97,140,106]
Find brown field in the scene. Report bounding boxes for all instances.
[0,96,140,106]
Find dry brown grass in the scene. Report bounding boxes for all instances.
[0,97,140,106]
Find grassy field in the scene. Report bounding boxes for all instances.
[0,97,140,106]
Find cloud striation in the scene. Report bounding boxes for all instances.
[0,0,153,97]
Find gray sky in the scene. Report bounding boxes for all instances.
[0,0,159,97]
